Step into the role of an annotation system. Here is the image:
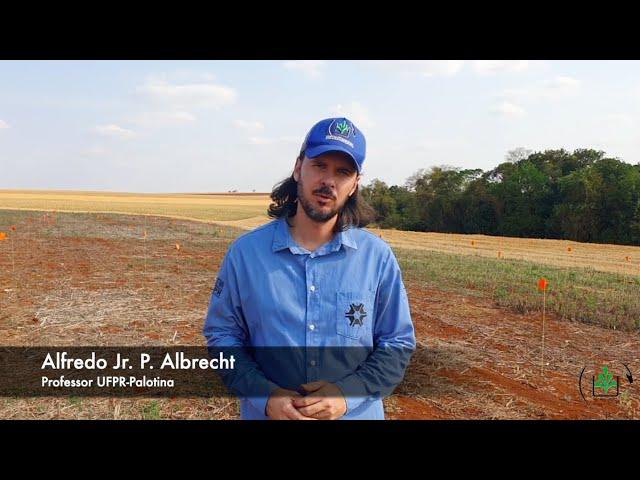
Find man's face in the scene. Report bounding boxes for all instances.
[293,152,361,223]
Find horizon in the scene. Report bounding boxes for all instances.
[3,143,637,195]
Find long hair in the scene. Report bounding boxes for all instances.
[268,155,377,232]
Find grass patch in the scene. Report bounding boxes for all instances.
[141,400,161,420]
[395,247,640,332]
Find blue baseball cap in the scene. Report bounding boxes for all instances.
[300,117,366,173]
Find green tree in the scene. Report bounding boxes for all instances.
[362,149,640,246]
[486,160,552,237]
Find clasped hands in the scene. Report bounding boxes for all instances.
[266,380,347,420]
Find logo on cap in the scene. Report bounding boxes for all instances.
[326,119,355,148]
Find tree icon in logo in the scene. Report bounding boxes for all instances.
[594,366,617,394]
[336,120,350,135]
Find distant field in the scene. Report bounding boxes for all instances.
[373,230,640,278]
[2,189,640,278]
[0,190,272,223]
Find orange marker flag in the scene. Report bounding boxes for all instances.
[10,226,16,232]
[538,277,548,373]
[0,232,6,241]
[538,277,548,291]
[175,243,181,251]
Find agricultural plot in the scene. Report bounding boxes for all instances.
[0,194,638,419]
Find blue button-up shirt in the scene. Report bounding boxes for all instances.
[203,216,415,419]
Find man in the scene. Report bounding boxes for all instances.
[203,117,415,420]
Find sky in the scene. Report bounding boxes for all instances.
[1,60,640,193]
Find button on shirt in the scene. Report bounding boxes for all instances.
[203,216,416,420]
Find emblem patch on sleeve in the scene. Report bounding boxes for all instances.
[213,277,225,297]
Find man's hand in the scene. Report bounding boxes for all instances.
[266,388,318,420]
[291,381,347,420]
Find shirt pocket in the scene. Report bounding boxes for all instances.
[335,291,375,342]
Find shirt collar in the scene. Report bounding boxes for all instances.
[272,216,358,254]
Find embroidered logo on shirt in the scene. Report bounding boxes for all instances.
[213,277,224,297]
[345,303,367,326]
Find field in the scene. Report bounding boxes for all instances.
[3,189,639,276]
[0,189,270,223]
[0,190,639,419]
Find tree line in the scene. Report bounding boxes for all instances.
[360,148,640,245]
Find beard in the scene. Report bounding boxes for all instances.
[297,177,346,223]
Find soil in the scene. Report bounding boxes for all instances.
[1,210,638,419]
